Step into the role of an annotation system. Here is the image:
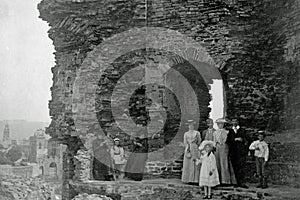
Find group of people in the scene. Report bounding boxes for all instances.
[182,118,269,199]
[92,117,270,198]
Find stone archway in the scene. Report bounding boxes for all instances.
[72,27,225,137]
[39,165,44,176]
[49,162,57,178]
[72,27,226,178]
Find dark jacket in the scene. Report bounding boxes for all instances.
[227,127,248,157]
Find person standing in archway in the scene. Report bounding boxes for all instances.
[213,118,236,185]
[227,118,249,188]
[181,120,202,184]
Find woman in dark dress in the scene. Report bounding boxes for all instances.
[92,134,113,181]
[124,128,149,181]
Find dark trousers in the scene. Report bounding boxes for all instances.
[231,154,247,185]
[255,157,268,187]
[255,157,266,177]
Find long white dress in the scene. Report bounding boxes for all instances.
[199,151,220,187]
[181,130,202,183]
[213,128,236,184]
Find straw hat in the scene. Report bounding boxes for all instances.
[185,119,196,125]
[215,118,227,123]
[199,140,215,151]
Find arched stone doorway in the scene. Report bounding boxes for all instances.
[39,166,44,176]
[49,162,58,178]
[72,27,226,178]
[72,27,225,135]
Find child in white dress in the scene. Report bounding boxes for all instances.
[198,140,220,199]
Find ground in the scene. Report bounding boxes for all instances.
[71,178,300,200]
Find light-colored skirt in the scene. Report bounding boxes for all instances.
[215,144,236,184]
[181,143,200,183]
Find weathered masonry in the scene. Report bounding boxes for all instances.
[39,0,300,199]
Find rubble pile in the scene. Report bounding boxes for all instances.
[0,176,52,200]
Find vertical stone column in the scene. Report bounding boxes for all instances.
[62,146,77,200]
[73,134,94,181]
[73,148,92,181]
[61,137,85,200]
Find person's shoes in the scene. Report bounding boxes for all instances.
[203,195,208,199]
[207,195,212,199]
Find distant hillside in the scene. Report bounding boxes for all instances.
[0,120,49,140]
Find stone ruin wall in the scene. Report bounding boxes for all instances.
[38,0,300,199]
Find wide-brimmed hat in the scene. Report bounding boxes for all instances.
[199,140,215,150]
[113,138,120,141]
[185,119,196,125]
[215,118,227,123]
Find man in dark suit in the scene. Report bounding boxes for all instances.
[227,118,249,188]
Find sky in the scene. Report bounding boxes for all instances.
[0,0,225,125]
[0,0,54,122]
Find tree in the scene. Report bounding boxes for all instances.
[0,151,12,165]
[6,146,23,162]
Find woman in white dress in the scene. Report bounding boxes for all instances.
[213,118,236,185]
[181,120,202,184]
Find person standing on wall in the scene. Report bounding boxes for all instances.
[181,120,202,185]
[227,118,249,188]
[213,118,236,185]
[201,118,215,141]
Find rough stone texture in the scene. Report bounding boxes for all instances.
[144,160,182,177]
[38,0,300,199]
[0,176,52,200]
[225,0,300,131]
[72,193,113,200]
[0,165,33,178]
[69,180,277,200]
[73,148,92,181]
[44,138,66,180]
